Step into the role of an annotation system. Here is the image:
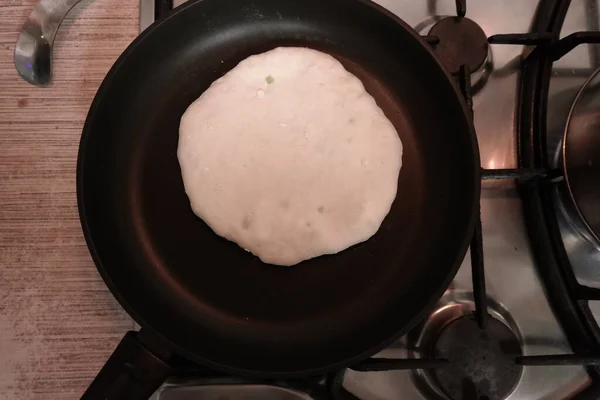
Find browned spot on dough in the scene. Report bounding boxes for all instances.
[17,98,28,108]
[241,215,252,230]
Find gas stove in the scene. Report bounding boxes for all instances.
[136,1,600,399]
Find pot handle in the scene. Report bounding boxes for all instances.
[80,330,173,400]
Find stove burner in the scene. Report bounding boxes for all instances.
[429,17,489,75]
[430,315,523,400]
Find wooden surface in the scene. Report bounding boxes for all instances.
[0,0,139,398]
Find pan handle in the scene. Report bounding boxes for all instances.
[80,330,173,400]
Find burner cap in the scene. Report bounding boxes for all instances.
[430,315,523,400]
[429,17,489,75]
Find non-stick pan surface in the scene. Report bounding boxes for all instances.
[78,0,480,376]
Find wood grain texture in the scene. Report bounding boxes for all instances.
[0,0,139,398]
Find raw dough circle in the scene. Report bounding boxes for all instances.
[178,47,403,266]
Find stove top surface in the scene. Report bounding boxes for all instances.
[139,1,600,399]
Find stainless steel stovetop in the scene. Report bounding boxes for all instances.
[139,1,600,399]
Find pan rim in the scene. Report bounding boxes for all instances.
[561,66,600,245]
[76,0,481,377]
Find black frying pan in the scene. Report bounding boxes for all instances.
[77,0,480,398]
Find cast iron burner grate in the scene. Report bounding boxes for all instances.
[429,316,523,400]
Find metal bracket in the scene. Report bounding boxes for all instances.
[488,31,600,62]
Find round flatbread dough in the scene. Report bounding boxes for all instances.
[178,47,403,266]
